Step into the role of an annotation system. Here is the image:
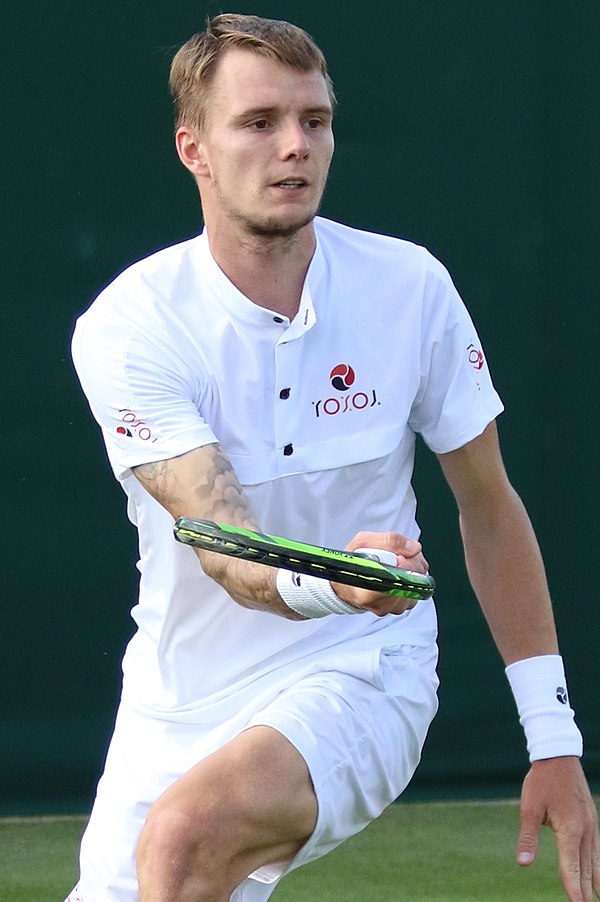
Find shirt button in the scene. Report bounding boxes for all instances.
[279,388,290,400]
[283,443,294,456]
[273,316,284,323]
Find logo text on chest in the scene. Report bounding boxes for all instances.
[312,389,380,418]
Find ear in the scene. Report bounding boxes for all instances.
[175,126,211,179]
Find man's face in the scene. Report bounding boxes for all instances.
[196,48,335,238]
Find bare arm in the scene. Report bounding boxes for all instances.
[436,420,558,664]
[438,420,600,901]
[134,443,300,618]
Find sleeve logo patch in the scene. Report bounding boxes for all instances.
[116,409,154,442]
[468,344,485,371]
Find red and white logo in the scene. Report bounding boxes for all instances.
[329,363,356,391]
[116,409,153,441]
[468,344,485,371]
[312,365,380,418]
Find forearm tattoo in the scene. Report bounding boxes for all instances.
[134,446,300,619]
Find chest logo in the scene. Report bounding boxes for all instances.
[330,363,356,391]
[312,364,381,418]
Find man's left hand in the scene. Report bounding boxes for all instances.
[517,756,600,901]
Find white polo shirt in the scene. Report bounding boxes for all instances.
[72,216,503,720]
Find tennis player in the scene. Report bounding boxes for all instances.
[66,13,599,902]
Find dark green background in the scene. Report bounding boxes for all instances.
[3,2,599,814]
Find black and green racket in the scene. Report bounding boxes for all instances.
[173,517,435,600]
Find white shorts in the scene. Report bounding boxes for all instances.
[66,638,438,902]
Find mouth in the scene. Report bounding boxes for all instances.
[271,178,308,190]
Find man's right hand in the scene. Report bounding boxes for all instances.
[331,531,428,616]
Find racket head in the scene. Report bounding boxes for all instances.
[173,517,435,600]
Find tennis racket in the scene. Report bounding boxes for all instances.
[173,517,435,600]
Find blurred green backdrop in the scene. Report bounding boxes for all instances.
[2,1,598,814]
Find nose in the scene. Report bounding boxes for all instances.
[279,119,310,159]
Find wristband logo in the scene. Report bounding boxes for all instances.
[312,364,381,418]
[556,686,568,705]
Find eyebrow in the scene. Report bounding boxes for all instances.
[230,105,333,124]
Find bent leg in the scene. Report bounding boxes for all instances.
[136,725,318,902]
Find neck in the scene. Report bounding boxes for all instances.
[205,219,317,319]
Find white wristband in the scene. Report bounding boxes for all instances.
[276,547,398,619]
[505,655,583,762]
[276,569,362,618]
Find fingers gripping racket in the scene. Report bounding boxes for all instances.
[173,517,435,600]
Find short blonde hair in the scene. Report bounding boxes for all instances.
[169,13,335,133]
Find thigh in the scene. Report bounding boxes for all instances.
[139,725,318,895]
[75,703,316,901]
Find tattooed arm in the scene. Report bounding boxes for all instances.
[134,443,427,618]
[133,443,302,619]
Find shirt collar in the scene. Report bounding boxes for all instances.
[195,229,323,338]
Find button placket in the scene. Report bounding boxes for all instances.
[274,334,300,461]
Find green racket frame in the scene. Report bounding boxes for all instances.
[173,517,435,600]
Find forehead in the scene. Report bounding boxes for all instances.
[207,47,332,117]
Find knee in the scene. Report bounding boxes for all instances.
[138,801,199,865]
[137,801,225,898]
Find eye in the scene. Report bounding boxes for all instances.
[305,118,322,129]
[250,119,270,130]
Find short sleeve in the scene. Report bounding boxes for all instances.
[72,308,217,480]
[408,255,504,453]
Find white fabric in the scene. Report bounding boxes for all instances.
[276,567,363,616]
[65,635,438,902]
[505,655,583,761]
[71,217,503,719]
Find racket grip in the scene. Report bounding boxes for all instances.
[354,547,398,566]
